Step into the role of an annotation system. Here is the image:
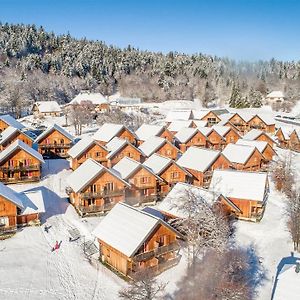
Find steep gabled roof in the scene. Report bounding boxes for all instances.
[70,91,108,105]
[175,127,199,144]
[236,139,269,154]
[276,127,294,140]
[0,140,44,164]
[212,125,233,137]
[210,169,268,202]
[92,203,180,257]
[222,143,258,164]
[34,124,74,143]
[143,153,192,177]
[67,158,129,193]
[192,120,208,128]
[167,120,193,132]
[243,129,275,142]
[68,137,107,159]
[138,136,177,157]
[20,189,45,215]
[177,146,221,172]
[165,110,193,122]
[106,137,143,159]
[0,181,24,208]
[135,124,165,141]
[112,157,161,181]
[0,114,25,130]
[0,126,34,145]
[33,101,62,113]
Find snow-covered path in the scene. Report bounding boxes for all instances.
[0,160,124,300]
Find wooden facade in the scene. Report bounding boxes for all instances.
[155,142,180,160]
[32,104,61,117]
[177,130,208,152]
[206,130,226,150]
[98,223,180,277]
[247,115,275,134]
[229,148,264,171]
[200,111,221,126]
[289,130,300,151]
[69,171,128,216]
[253,132,275,148]
[223,128,240,144]
[228,113,248,133]
[0,195,18,234]
[107,144,144,167]
[275,128,289,149]
[70,142,109,170]
[0,131,33,150]
[187,154,231,187]
[37,129,73,158]
[0,148,42,184]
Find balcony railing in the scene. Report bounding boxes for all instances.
[133,241,180,262]
[0,164,40,172]
[81,189,124,199]
[125,194,158,206]
[78,202,115,214]
[40,143,72,149]
[0,176,40,184]
[0,225,17,235]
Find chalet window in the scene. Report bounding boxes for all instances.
[60,139,64,144]
[90,185,97,192]
[171,172,179,179]
[95,152,102,157]
[107,249,110,258]
[165,149,172,155]
[140,177,150,184]
[0,216,8,227]
[0,203,5,212]
[105,182,114,191]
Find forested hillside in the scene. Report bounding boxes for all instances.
[0,23,299,115]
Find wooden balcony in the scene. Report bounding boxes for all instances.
[125,194,159,206]
[40,143,72,149]
[0,176,40,184]
[133,241,180,262]
[78,202,115,214]
[81,189,124,199]
[0,164,40,172]
[0,225,17,236]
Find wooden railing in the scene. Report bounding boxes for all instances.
[78,202,115,214]
[133,241,180,262]
[0,176,40,183]
[0,225,17,235]
[81,189,124,199]
[0,164,40,172]
[40,143,72,148]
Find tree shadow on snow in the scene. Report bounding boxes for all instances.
[41,158,70,177]
[270,252,300,300]
[23,186,70,225]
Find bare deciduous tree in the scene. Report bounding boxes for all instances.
[119,271,167,300]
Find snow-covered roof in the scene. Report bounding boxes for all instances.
[210,169,268,201]
[277,127,295,140]
[0,140,44,164]
[158,182,215,218]
[273,263,300,300]
[253,114,275,125]
[135,124,164,141]
[0,182,24,208]
[175,127,199,143]
[192,120,208,127]
[112,157,160,181]
[211,125,232,137]
[138,136,170,157]
[266,91,285,98]
[192,109,216,120]
[105,137,142,159]
[222,143,257,164]
[67,158,129,193]
[20,190,45,215]
[34,124,74,143]
[0,114,25,130]
[177,146,220,172]
[68,137,104,159]
[93,123,131,143]
[92,203,178,257]
[243,129,275,142]
[236,139,269,154]
[70,91,108,105]
[167,120,193,132]
[165,110,193,122]
[0,126,34,145]
[197,126,213,136]
[34,101,61,113]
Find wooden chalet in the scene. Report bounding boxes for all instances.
[106,137,145,167]
[177,146,231,187]
[276,127,300,151]
[222,143,264,171]
[212,125,240,145]
[135,124,174,145]
[32,101,62,117]
[0,183,45,236]
[92,203,182,278]
[138,136,181,160]
[143,154,193,196]
[0,140,44,184]
[210,170,269,221]
[236,139,276,166]
[0,114,25,133]
[205,127,227,150]
[0,126,34,150]
[93,123,137,145]
[247,114,275,134]
[35,124,74,158]
[67,158,130,216]
[220,113,248,133]
[68,137,109,170]
[165,110,193,124]
[174,127,208,152]
[243,129,276,147]
[112,157,162,205]
[192,110,221,126]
